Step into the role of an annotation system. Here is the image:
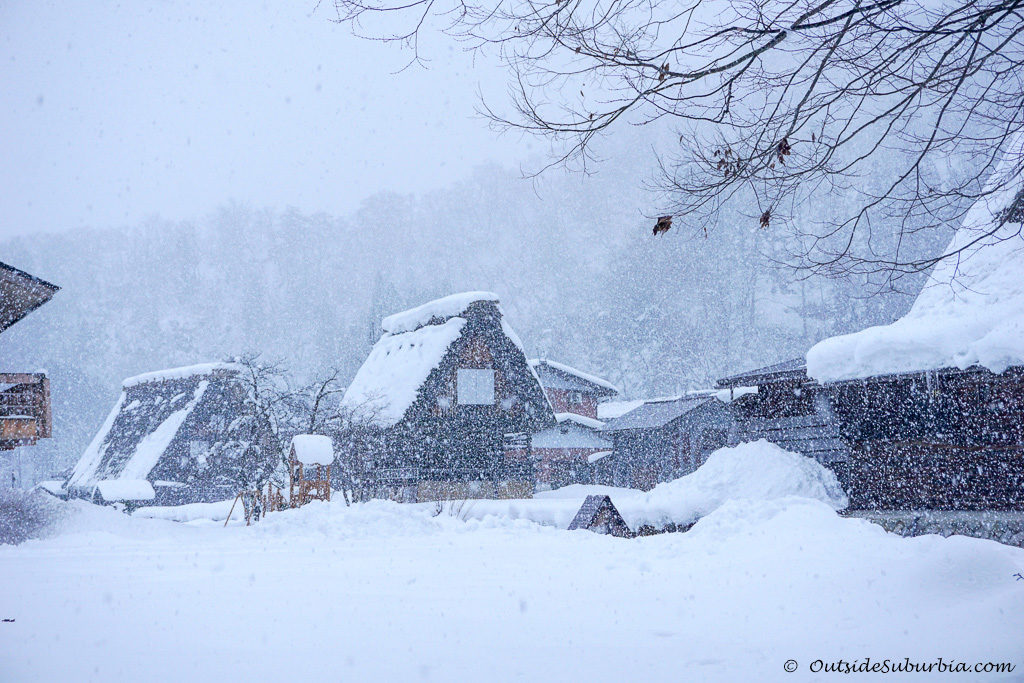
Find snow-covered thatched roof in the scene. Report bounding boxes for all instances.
[341,316,468,427]
[528,358,621,396]
[342,292,544,428]
[381,291,499,334]
[808,138,1024,383]
[67,362,245,491]
[123,362,241,388]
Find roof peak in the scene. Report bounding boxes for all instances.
[122,362,242,389]
[381,291,500,335]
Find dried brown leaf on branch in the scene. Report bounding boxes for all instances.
[776,138,791,165]
[652,215,672,235]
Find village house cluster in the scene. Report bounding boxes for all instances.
[7,143,1024,545]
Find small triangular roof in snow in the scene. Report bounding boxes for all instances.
[0,261,59,334]
[808,136,1024,382]
[529,358,621,396]
[567,495,631,537]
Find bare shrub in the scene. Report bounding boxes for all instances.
[0,489,64,545]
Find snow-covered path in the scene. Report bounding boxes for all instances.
[2,498,1023,682]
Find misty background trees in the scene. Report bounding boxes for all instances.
[0,131,947,483]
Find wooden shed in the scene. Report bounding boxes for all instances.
[289,434,333,506]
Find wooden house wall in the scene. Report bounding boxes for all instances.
[728,384,849,465]
[828,369,1024,511]
[544,387,599,418]
[534,447,604,488]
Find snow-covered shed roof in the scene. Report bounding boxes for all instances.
[602,395,721,432]
[68,362,241,490]
[290,434,334,466]
[528,359,621,396]
[342,292,550,427]
[554,412,604,430]
[808,138,1024,383]
[33,480,66,497]
[717,358,807,388]
[532,413,611,449]
[597,399,646,420]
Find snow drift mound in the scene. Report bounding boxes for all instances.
[625,440,848,529]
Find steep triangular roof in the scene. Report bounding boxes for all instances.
[341,292,552,427]
[0,261,59,334]
[808,136,1024,382]
[68,363,243,489]
[567,495,631,537]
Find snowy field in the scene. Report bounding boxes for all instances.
[3,494,1024,682]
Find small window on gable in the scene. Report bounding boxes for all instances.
[567,390,583,405]
[457,369,495,405]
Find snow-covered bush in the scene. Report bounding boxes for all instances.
[0,488,64,545]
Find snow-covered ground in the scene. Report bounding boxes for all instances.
[3,493,1023,682]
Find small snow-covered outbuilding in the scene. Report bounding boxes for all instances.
[0,261,59,453]
[66,362,282,507]
[341,292,555,501]
[527,359,619,488]
[601,394,733,490]
[802,138,1024,512]
[288,434,333,505]
[529,358,620,418]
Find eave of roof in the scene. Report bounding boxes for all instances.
[716,358,808,388]
[601,395,718,432]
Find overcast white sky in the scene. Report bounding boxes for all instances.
[0,1,530,237]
